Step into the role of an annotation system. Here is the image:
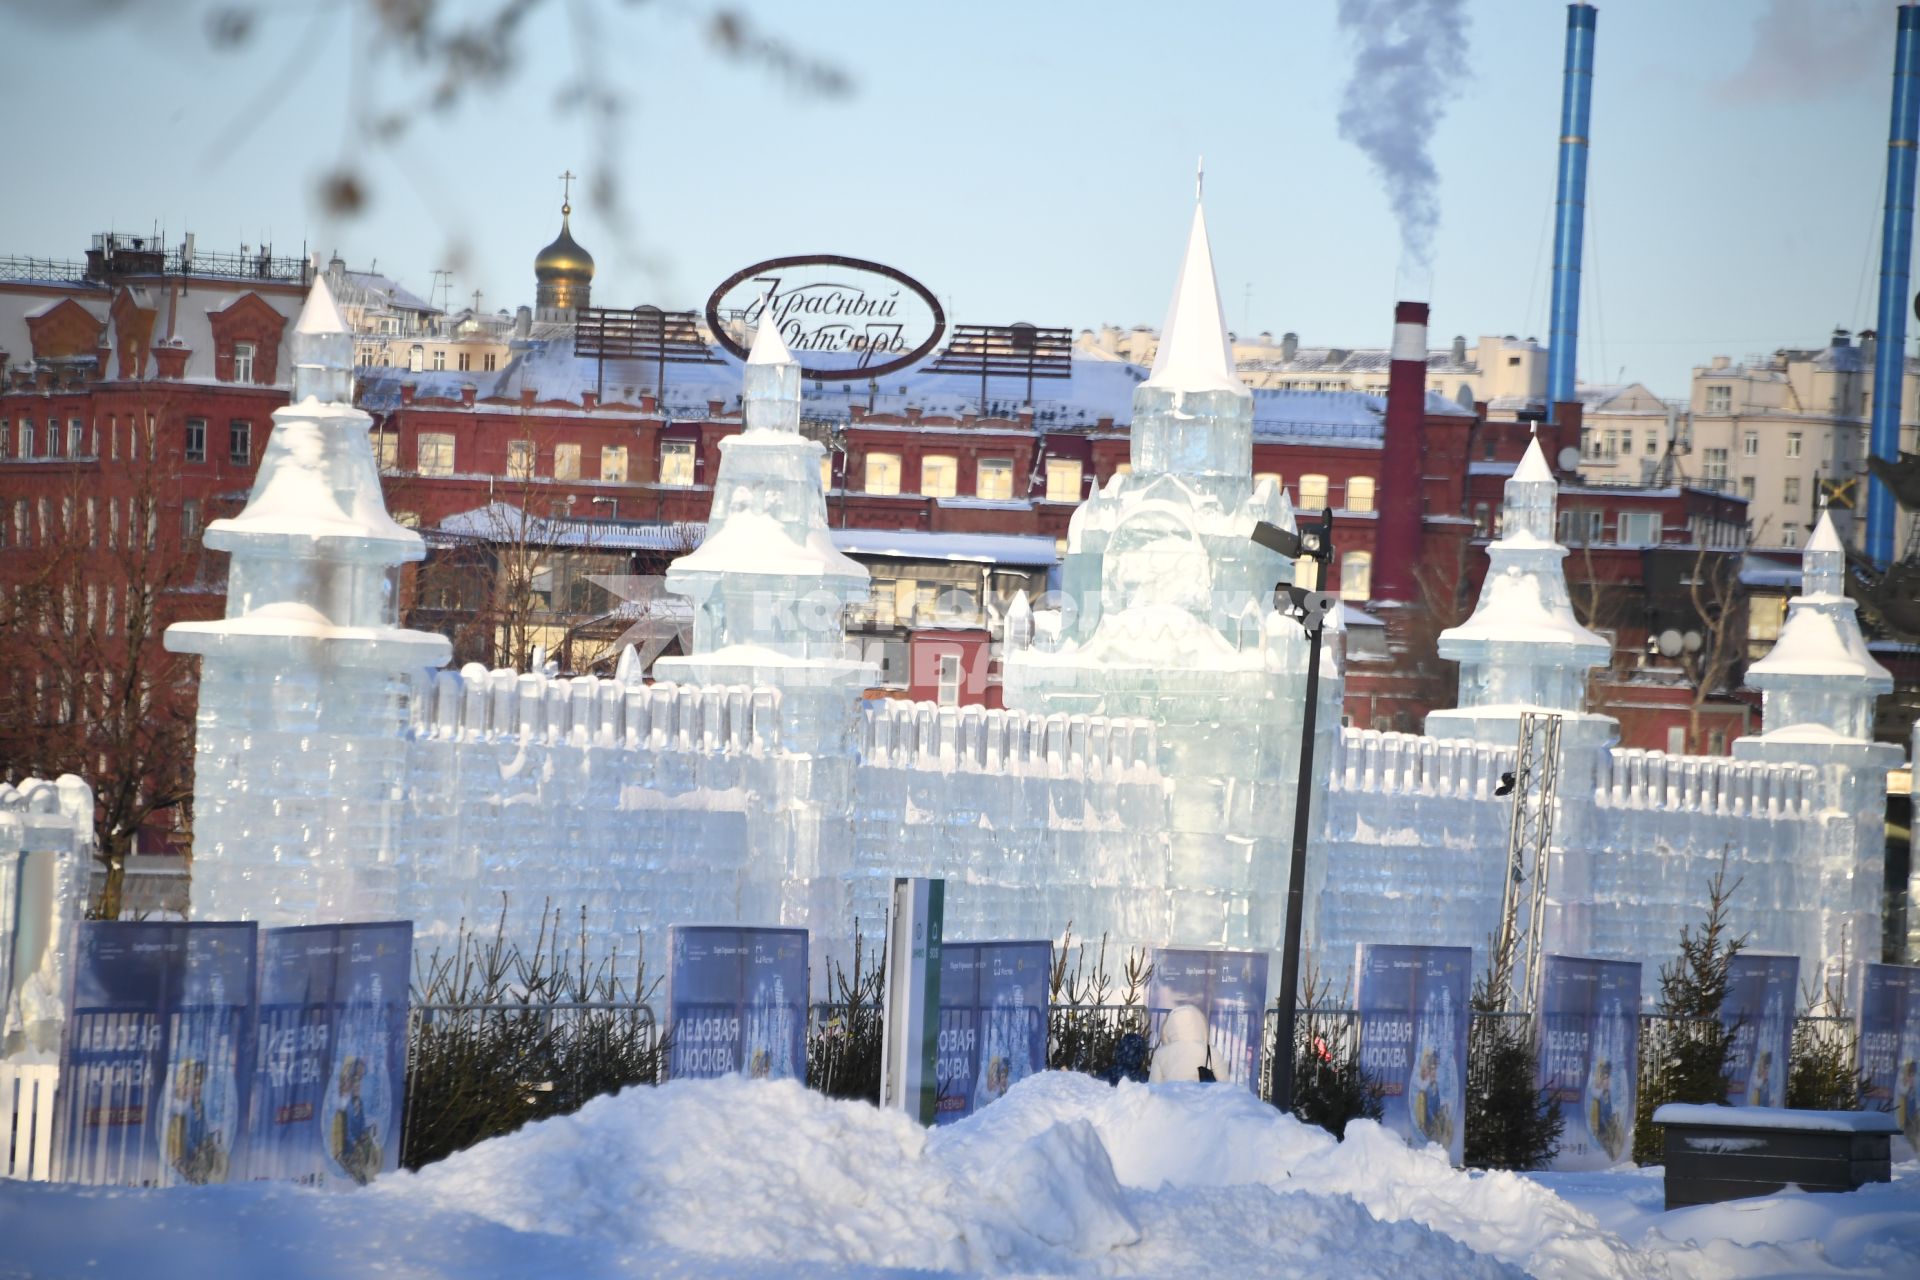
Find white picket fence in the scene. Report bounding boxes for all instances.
[1,1061,59,1181]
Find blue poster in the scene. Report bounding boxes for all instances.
[934,941,1050,1124]
[1859,963,1920,1150]
[1148,948,1270,1092]
[1537,955,1640,1170]
[667,926,808,1081]
[56,921,256,1187]
[1357,943,1470,1165]
[249,922,411,1186]
[1722,954,1797,1108]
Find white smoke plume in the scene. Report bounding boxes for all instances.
[1335,0,1471,267]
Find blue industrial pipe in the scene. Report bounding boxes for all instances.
[1867,3,1920,565]
[1546,3,1597,422]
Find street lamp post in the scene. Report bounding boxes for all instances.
[1251,507,1337,1114]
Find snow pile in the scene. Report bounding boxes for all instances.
[5,1072,1919,1278]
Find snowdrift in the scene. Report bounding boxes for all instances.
[3,1072,1918,1279]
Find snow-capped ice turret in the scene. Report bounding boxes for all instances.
[1743,512,1890,742]
[166,276,450,925]
[1131,199,1253,487]
[656,311,873,683]
[1427,438,1611,744]
[1734,510,1901,992]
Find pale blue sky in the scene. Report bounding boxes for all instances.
[0,0,1903,397]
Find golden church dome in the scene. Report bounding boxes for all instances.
[534,206,595,283]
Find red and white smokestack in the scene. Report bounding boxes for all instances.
[1370,299,1428,604]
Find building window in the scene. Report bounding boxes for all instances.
[233,341,256,383]
[432,349,447,372]
[409,345,423,372]
[182,499,201,540]
[554,443,581,481]
[1472,502,1492,537]
[1340,551,1372,601]
[1743,431,1758,457]
[921,454,957,498]
[375,428,398,470]
[1113,463,1133,476]
[185,419,206,463]
[1740,476,1755,500]
[976,458,1014,501]
[1784,476,1801,504]
[1785,432,1802,459]
[892,577,917,622]
[0,420,8,458]
[1297,474,1329,510]
[1703,447,1728,489]
[601,445,628,483]
[46,423,61,458]
[1346,476,1376,513]
[661,440,697,486]
[457,351,471,372]
[864,451,901,495]
[1618,511,1660,545]
[418,432,456,477]
[936,653,962,707]
[19,421,33,458]
[508,439,535,480]
[70,419,84,456]
[820,454,835,491]
[1749,595,1786,645]
[1706,384,1731,414]
[1255,471,1283,492]
[228,421,252,467]
[484,353,497,372]
[1782,523,1800,547]
[1045,458,1083,502]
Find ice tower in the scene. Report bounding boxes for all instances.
[1002,196,1329,949]
[1735,512,1900,981]
[654,311,875,929]
[166,276,451,925]
[1426,439,1613,746]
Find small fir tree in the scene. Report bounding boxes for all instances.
[1284,953,1383,1139]
[1464,975,1564,1170]
[1633,859,1746,1164]
[1787,975,1866,1112]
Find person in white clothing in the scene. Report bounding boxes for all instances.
[1148,1004,1217,1083]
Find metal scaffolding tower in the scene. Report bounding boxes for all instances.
[1491,711,1563,1013]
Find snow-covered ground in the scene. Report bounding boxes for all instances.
[2,1072,1916,1279]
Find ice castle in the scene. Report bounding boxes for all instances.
[159,202,1900,997]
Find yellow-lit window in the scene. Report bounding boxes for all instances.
[553,443,581,480]
[1255,471,1283,492]
[660,441,696,486]
[977,458,1014,500]
[893,577,917,619]
[1045,458,1083,502]
[1297,474,1328,510]
[375,429,397,471]
[921,454,958,498]
[601,445,628,482]
[417,432,455,477]
[507,439,534,480]
[1114,462,1133,476]
[1341,551,1372,601]
[1346,476,1376,513]
[865,452,902,495]
[820,454,834,491]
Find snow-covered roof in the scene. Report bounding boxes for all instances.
[341,269,438,316]
[832,528,1058,568]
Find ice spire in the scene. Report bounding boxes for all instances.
[1144,197,1247,398]
[1745,510,1890,740]
[1430,435,1609,730]
[291,273,353,405]
[743,297,800,435]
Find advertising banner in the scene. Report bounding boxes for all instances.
[1722,954,1798,1108]
[934,941,1050,1125]
[1859,963,1920,1151]
[1148,948,1270,1092]
[1356,943,1471,1165]
[667,925,809,1082]
[56,921,257,1187]
[248,922,411,1186]
[1536,955,1641,1170]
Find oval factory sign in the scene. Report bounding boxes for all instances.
[705,255,946,381]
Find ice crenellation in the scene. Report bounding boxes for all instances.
[159,202,1901,999]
